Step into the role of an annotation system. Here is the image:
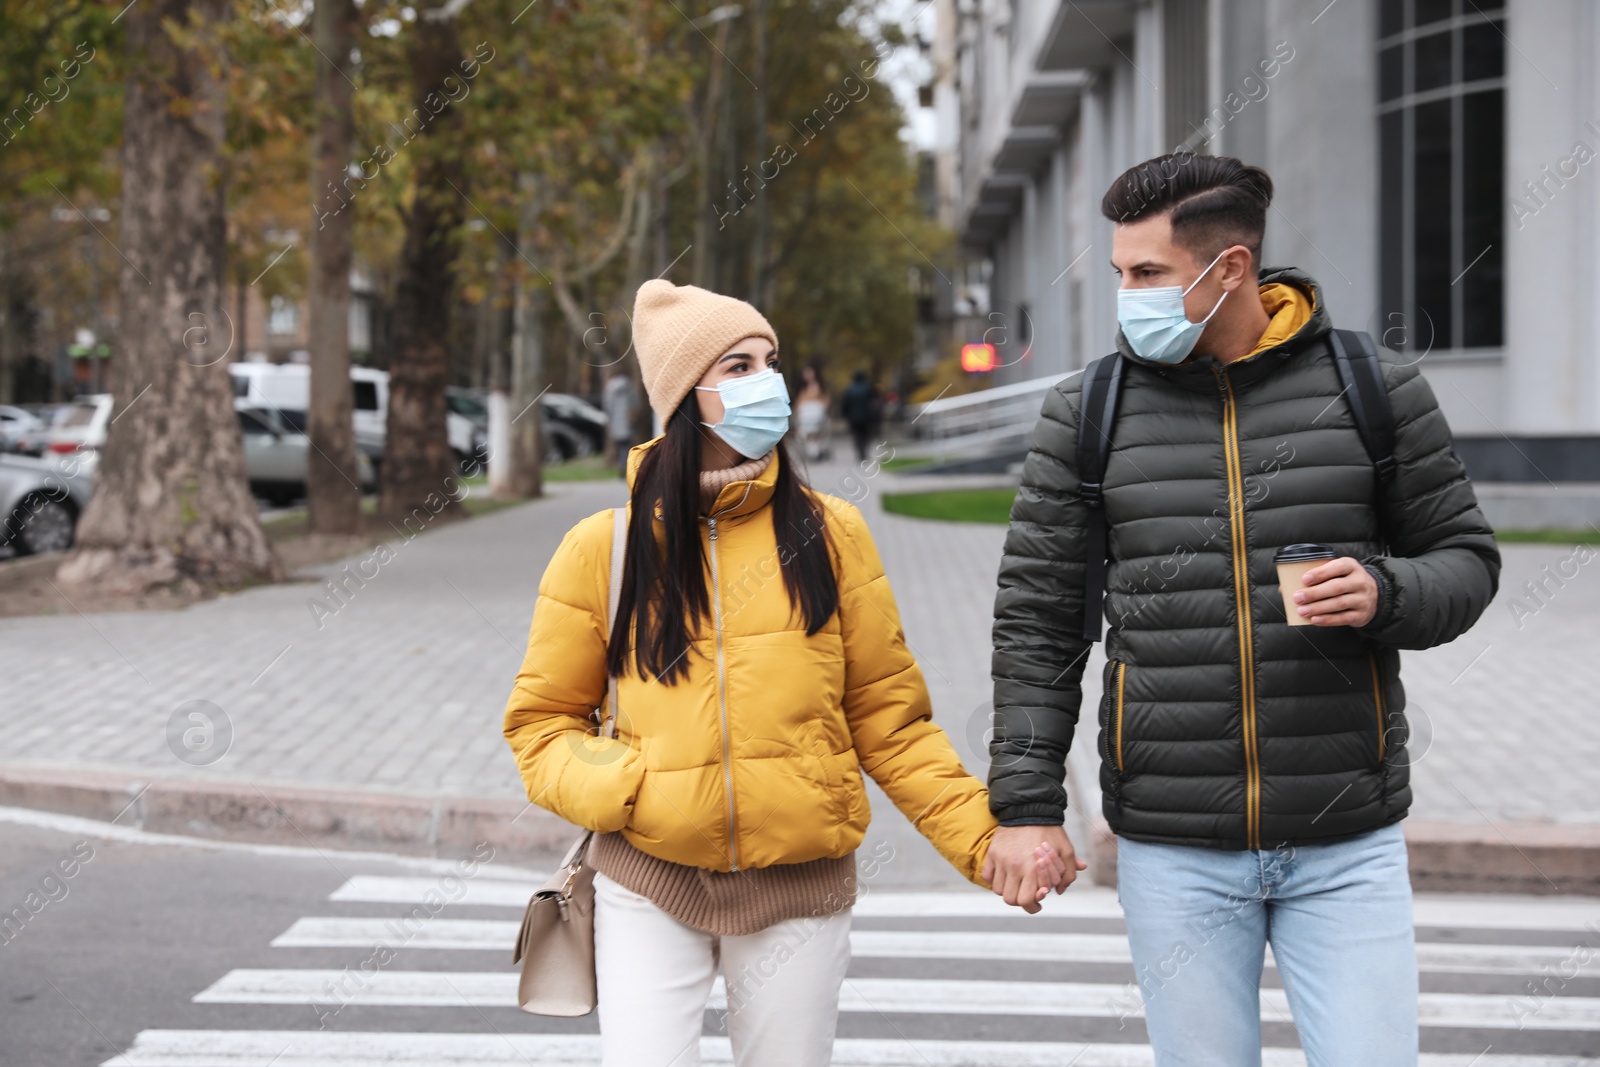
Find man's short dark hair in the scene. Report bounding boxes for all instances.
[1100,153,1274,269]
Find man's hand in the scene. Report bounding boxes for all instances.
[982,824,1087,914]
[1294,556,1378,627]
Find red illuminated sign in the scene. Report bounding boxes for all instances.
[960,343,996,373]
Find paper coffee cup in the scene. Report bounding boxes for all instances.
[1275,543,1337,626]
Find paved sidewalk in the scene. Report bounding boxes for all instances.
[2,455,1597,885]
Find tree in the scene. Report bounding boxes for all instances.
[306,0,363,535]
[59,0,280,594]
[376,5,470,525]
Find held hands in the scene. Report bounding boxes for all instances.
[1294,556,1379,627]
[981,824,1087,915]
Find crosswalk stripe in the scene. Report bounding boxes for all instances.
[325,876,1600,932]
[328,875,538,908]
[270,916,1589,975]
[99,1029,1597,1067]
[190,969,1600,1030]
[325,877,1107,915]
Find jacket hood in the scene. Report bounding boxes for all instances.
[1115,266,1332,377]
[624,434,779,520]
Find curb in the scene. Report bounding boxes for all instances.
[0,763,578,866]
[1080,811,1600,896]
[6,763,1598,894]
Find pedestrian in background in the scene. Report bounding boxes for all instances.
[839,368,878,463]
[986,154,1501,1066]
[601,367,637,476]
[504,280,1049,1067]
[796,365,830,460]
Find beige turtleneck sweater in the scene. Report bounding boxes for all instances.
[588,449,859,935]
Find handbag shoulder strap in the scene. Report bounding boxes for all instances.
[601,506,625,739]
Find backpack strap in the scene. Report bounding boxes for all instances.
[1076,354,1125,643]
[1327,329,1397,481]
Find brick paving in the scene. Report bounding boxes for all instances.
[3,456,1594,858]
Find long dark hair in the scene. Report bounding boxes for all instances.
[606,391,838,683]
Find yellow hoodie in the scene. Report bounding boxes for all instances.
[1244,281,1315,359]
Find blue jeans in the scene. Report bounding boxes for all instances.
[1116,822,1418,1066]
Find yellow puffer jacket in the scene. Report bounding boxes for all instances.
[503,443,997,885]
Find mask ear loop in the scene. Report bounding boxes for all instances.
[1182,247,1233,324]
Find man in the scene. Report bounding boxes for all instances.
[602,368,637,476]
[982,154,1500,1065]
[839,368,879,463]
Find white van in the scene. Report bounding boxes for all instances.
[229,363,481,469]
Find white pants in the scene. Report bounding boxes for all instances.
[593,872,852,1067]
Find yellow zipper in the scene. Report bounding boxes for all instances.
[1216,370,1262,850]
[1113,660,1128,773]
[1368,652,1387,763]
[706,516,739,871]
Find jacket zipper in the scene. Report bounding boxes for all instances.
[706,516,740,871]
[1368,652,1387,763]
[1112,660,1128,774]
[1215,368,1262,850]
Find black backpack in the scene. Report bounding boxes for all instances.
[1075,329,1397,642]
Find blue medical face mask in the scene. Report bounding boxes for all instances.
[695,368,791,458]
[1116,249,1230,364]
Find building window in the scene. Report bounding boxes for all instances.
[268,294,298,336]
[1378,0,1505,353]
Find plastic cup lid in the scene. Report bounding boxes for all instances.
[1274,543,1337,563]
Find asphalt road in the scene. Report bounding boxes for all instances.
[4,807,1600,1066]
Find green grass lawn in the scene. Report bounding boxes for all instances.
[882,488,1016,524]
[879,456,936,473]
[544,454,623,482]
[1494,527,1600,544]
[883,488,1600,543]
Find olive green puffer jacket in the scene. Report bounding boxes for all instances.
[989,267,1501,850]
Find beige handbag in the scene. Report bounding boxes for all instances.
[513,506,626,1016]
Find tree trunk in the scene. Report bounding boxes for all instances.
[60,0,279,595]
[0,256,27,408]
[749,0,770,309]
[691,16,735,288]
[306,0,362,536]
[501,182,544,500]
[378,15,466,525]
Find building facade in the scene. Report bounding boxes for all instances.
[938,0,1600,458]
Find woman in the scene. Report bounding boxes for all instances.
[504,280,1061,1067]
[795,364,830,460]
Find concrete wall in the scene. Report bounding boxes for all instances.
[1504,0,1600,434]
[1259,0,1378,336]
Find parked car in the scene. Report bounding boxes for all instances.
[544,392,607,456]
[8,404,67,457]
[43,394,114,457]
[445,386,604,464]
[0,402,378,553]
[237,403,377,507]
[445,386,488,431]
[0,453,92,556]
[232,363,481,475]
[0,405,44,453]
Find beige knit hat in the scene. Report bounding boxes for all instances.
[632,279,778,420]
